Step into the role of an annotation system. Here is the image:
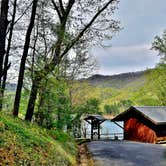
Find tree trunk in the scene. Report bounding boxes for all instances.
[0,0,9,111]
[1,0,17,110]
[36,80,47,125]
[25,79,38,121]
[13,0,38,116]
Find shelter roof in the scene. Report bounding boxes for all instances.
[112,106,166,125]
[84,115,105,121]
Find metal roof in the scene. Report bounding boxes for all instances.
[84,115,105,121]
[112,106,166,125]
[135,106,166,124]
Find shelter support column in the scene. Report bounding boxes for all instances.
[91,120,94,140]
[98,123,100,140]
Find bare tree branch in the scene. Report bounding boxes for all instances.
[59,0,65,15]
[60,0,116,58]
[14,1,33,25]
[51,0,62,21]
[66,0,75,16]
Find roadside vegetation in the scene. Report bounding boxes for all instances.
[0,112,77,165]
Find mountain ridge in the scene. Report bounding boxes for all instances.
[82,71,146,89]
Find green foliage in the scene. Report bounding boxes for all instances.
[152,30,166,60]
[35,77,72,130]
[144,65,166,105]
[71,98,101,137]
[104,104,119,115]
[74,98,101,116]
[72,68,166,115]
[0,112,77,165]
[2,90,29,118]
[104,100,133,115]
[83,98,100,114]
[19,90,30,115]
[2,92,14,111]
[149,30,166,105]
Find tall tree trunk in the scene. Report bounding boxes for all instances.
[0,0,9,111]
[25,78,38,121]
[36,80,47,125]
[1,0,17,110]
[13,0,38,116]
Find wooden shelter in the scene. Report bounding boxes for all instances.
[84,115,106,140]
[112,106,166,143]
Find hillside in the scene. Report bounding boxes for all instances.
[84,71,146,89]
[73,70,161,114]
[0,112,77,165]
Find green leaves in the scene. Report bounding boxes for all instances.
[145,65,166,105]
[152,30,166,61]
[35,77,72,130]
[75,98,101,116]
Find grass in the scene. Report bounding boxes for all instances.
[0,112,77,166]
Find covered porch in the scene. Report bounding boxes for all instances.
[84,115,123,140]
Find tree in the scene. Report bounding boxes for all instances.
[1,0,17,110]
[0,0,10,110]
[0,0,32,111]
[147,30,166,105]
[146,66,166,105]
[104,104,114,114]
[13,0,38,116]
[104,103,119,115]
[24,0,120,121]
[35,77,71,129]
[72,98,101,137]
[152,30,166,62]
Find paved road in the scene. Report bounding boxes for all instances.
[87,141,166,166]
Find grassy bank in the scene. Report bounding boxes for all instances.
[0,112,77,165]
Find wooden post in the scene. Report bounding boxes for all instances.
[91,120,93,140]
[98,123,100,140]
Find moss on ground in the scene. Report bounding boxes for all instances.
[0,112,77,166]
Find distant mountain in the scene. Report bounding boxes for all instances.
[5,71,146,91]
[82,71,146,89]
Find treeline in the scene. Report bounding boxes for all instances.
[74,30,166,115]
[0,0,120,134]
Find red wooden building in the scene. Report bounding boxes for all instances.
[112,106,166,143]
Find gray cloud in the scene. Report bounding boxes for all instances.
[91,44,160,75]
[111,0,166,46]
[90,0,166,75]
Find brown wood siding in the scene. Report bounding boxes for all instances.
[124,118,157,143]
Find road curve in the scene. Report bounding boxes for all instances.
[87,141,166,166]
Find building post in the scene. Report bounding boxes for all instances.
[98,123,100,140]
[91,120,93,140]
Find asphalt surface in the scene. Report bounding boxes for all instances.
[87,141,166,166]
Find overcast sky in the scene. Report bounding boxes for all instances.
[90,0,166,75]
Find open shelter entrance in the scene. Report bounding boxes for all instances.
[84,115,106,140]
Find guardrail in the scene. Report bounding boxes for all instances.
[85,133,124,140]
